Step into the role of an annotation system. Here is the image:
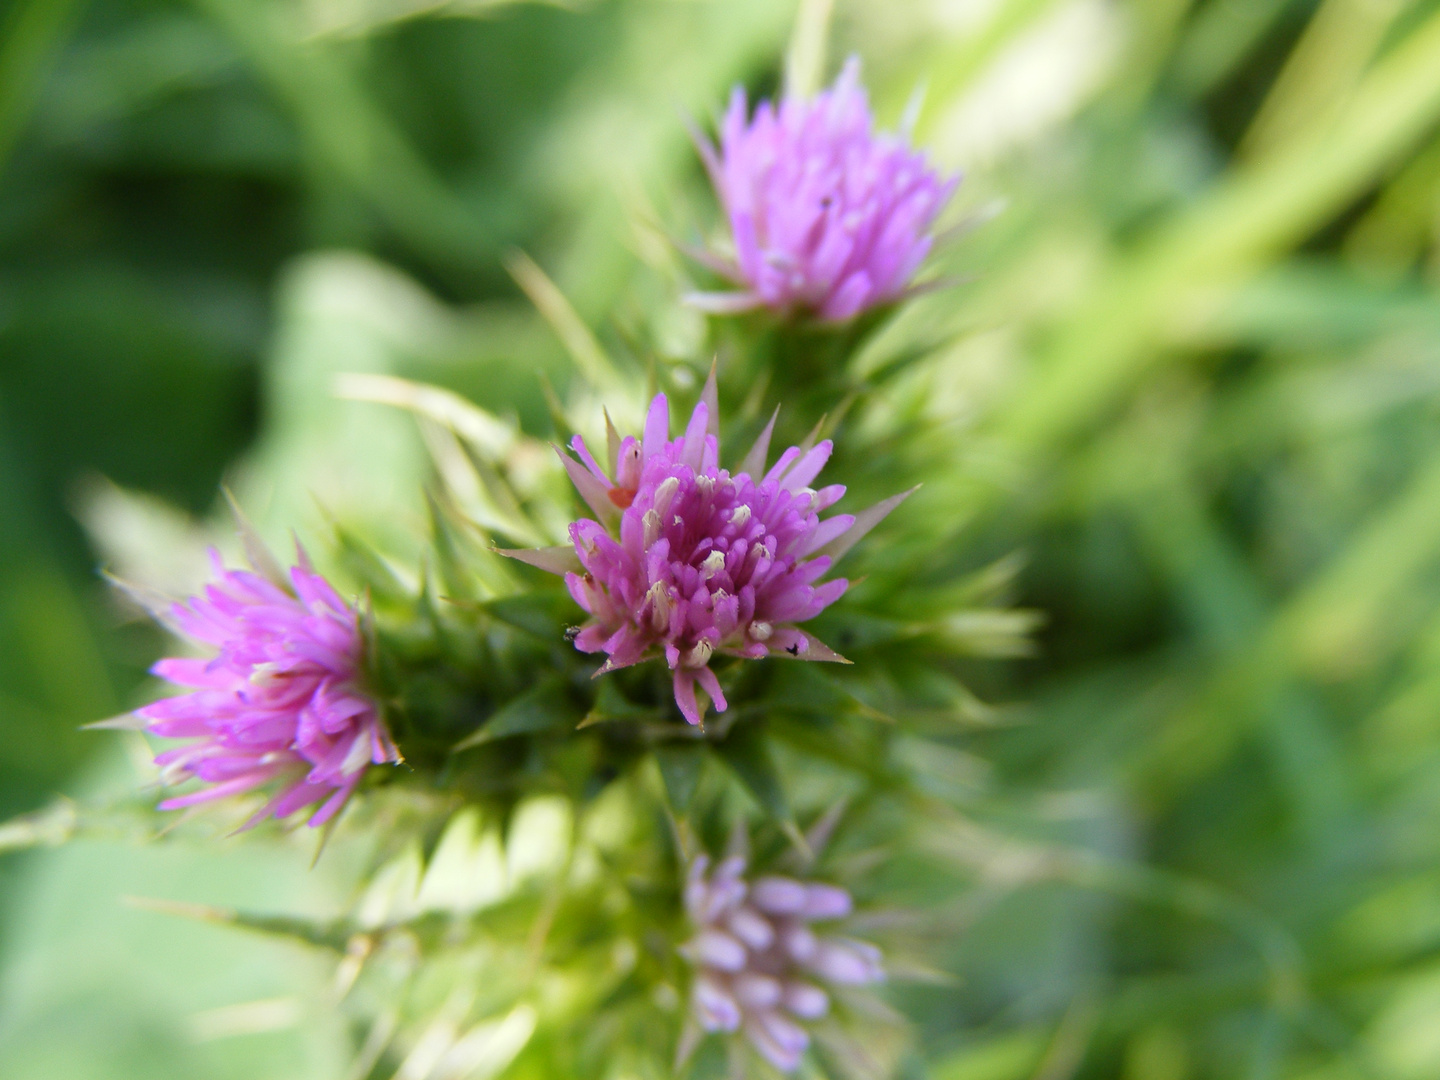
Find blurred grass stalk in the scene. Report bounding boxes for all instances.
[193,0,494,272]
[989,4,1440,459]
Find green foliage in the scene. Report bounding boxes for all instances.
[5,0,1440,1078]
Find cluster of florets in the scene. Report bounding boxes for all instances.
[550,390,893,725]
[128,56,927,807]
[690,56,958,322]
[113,54,925,1072]
[137,551,397,828]
[681,854,884,1071]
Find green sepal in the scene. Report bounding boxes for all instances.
[764,662,866,715]
[579,679,664,728]
[655,743,707,813]
[451,675,578,751]
[472,591,574,642]
[425,488,482,603]
[123,896,353,953]
[713,724,792,829]
[328,518,412,604]
[803,608,913,653]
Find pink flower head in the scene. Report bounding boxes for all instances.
[136,551,398,828]
[689,56,958,322]
[681,854,883,1072]
[535,388,909,727]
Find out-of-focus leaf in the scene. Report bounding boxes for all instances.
[714,725,792,832]
[505,250,623,392]
[0,0,84,169]
[654,743,706,814]
[451,676,574,750]
[300,0,578,41]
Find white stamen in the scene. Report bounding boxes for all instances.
[340,731,374,775]
[750,621,773,641]
[159,762,191,784]
[249,662,284,687]
[683,640,714,668]
[646,581,673,633]
[653,476,680,519]
[701,550,726,578]
[729,504,752,528]
[643,509,661,548]
[695,475,714,497]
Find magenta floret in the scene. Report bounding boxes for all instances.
[523,388,912,727]
[137,551,397,828]
[690,56,958,322]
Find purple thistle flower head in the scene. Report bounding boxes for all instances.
[136,550,398,828]
[689,56,959,323]
[530,386,910,726]
[680,854,883,1072]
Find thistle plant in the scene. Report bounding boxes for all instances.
[38,32,1025,1080]
[12,1,1440,1078]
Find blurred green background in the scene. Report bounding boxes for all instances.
[6,0,1440,1076]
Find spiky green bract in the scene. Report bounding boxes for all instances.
[146,763,951,1080]
[343,375,1027,1076]
[328,501,658,817]
[98,351,1021,1076]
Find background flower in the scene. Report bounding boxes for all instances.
[680,854,882,1072]
[688,56,958,322]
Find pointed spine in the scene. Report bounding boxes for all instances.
[739,406,780,479]
[816,486,919,563]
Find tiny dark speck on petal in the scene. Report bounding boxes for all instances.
[564,626,582,642]
[786,644,800,656]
